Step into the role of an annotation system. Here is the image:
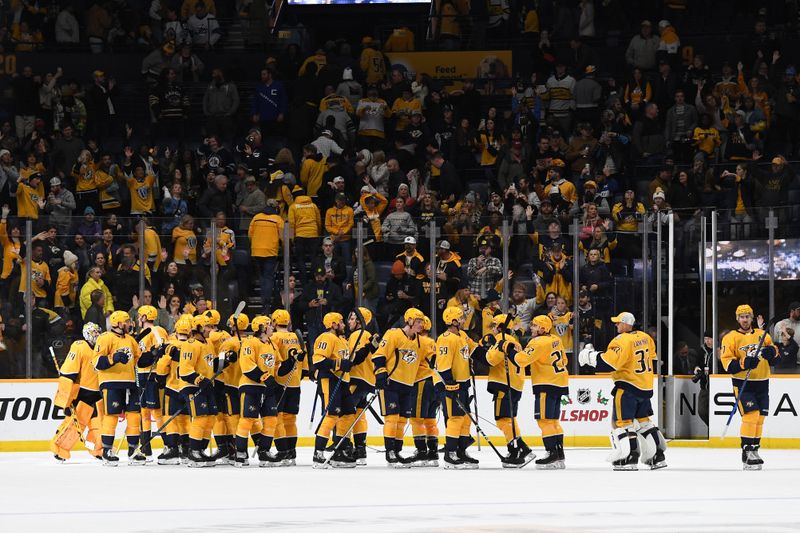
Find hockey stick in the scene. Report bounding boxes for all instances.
[721,319,770,439]
[318,308,370,425]
[499,310,518,442]
[128,363,228,459]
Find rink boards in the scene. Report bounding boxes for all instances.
[1,375,798,451]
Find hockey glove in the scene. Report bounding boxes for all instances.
[744,355,761,370]
[760,345,778,364]
[262,376,279,393]
[112,350,130,365]
[444,383,460,400]
[196,377,213,391]
[338,358,353,373]
[374,372,388,390]
[480,334,495,349]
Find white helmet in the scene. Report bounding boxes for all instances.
[83,322,102,346]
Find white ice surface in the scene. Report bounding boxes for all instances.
[1,447,800,532]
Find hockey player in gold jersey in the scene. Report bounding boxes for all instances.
[512,315,568,469]
[312,312,357,468]
[478,313,535,468]
[154,316,191,464]
[579,312,667,470]
[405,315,441,467]
[179,313,224,467]
[271,308,305,466]
[213,312,248,464]
[435,306,486,469]
[50,322,104,461]
[346,307,381,465]
[372,307,426,467]
[235,316,281,467]
[720,305,778,470]
[136,305,168,459]
[93,311,151,466]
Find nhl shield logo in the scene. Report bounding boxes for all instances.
[577,388,591,405]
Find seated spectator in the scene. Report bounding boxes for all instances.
[777,328,799,370]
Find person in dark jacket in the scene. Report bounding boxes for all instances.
[293,266,343,348]
[777,327,799,370]
[311,239,347,288]
[84,288,107,331]
[112,256,142,313]
[85,70,119,141]
[382,259,423,329]
[430,151,462,204]
[579,247,611,306]
[752,155,799,233]
[196,174,233,218]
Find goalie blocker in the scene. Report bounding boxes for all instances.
[578,312,667,471]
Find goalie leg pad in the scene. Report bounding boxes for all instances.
[50,418,80,459]
[606,427,632,463]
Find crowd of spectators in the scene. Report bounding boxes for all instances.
[0,0,799,377]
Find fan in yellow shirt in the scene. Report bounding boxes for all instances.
[126,164,156,215]
[15,173,45,220]
[54,251,80,311]
[172,215,198,265]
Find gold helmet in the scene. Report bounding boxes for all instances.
[323,312,344,329]
[137,305,158,322]
[351,307,373,327]
[271,309,291,327]
[109,311,131,328]
[174,317,192,335]
[442,306,464,326]
[251,315,271,333]
[491,313,508,327]
[205,309,221,326]
[192,313,211,330]
[404,308,425,323]
[422,316,432,331]
[227,313,250,331]
[736,304,754,317]
[531,315,553,333]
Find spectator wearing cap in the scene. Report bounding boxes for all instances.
[396,236,424,278]
[237,175,266,232]
[236,129,269,177]
[356,85,391,152]
[203,68,240,140]
[318,175,349,215]
[288,187,321,285]
[337,67,363,110]
[13,171,45,221]
[649,188,672,228]
[479,288,502,337]
[264,170,294,219]
[752,154,798,232]
[774,302,800,346]
[625,20,659,71]
[545,61,576,137]
[312,129,344,159]
[575,65,602,130]
[725,110,757,161]
[435,239,462,298]
[544,163,577,221]
[325,192,354,261]
[381,197,418,259]
[446,282,481,335]
[466,237,503,300]
[44,177,75,236]
[295,264,343,347]
[657,19,680,58]
[382,259,423,329]
[74,206,101,246]
[529,198,557,234]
